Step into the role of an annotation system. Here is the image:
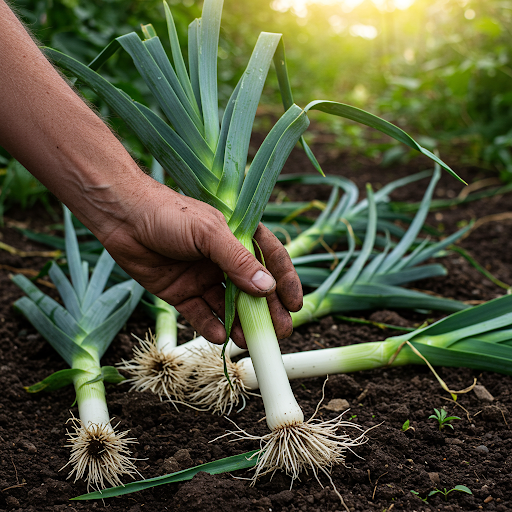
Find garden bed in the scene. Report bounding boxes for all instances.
[1,142,511,512]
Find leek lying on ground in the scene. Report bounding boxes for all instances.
[116,296,193,402]
[292,166,470,325]
[45,0,461,483]
[189,293,512,413]
[267,171,433,258]
[12,207,144,490]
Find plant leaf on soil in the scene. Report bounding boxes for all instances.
[71,450,259,500]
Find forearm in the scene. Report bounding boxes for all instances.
[0,1,150,239]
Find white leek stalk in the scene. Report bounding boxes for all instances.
[64,349,138,491]
[230,235,364,483]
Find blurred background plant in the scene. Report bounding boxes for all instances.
[4,0,511,184]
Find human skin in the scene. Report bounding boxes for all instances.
[0,1,303,347]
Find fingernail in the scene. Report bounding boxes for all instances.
[251,270,275,291]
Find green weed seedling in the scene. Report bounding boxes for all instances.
[401,419,415,432]
[429,408,461,431]
[411,485,472,502]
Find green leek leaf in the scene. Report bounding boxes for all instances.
[199,0,222,148]
[217,32,282,207]
[304,100,464,184]
[13,297,95,367]
[116,32,212,164]
[64,207,87,301]
[163,1,199,111]
[81,250,116,312]
[233,111,309,237]
[24,368,91,393]
[142,36,203,132]
[188,18,202,113]
[72,450,259,500]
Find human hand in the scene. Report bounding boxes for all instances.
[98,177,303,348]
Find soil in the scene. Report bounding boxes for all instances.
[1,138,512,512]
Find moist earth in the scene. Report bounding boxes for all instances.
[1,139,511,512]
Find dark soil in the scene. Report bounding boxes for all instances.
[1,141,512,512]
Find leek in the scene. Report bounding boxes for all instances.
[190,293,512,412]
[123,167,468,410]
[43,0,461,483]
[291,166,470,327]
[12,207,144,490]
[117,296,192,403]
[269,170,434,258]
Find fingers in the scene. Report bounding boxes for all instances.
[266,291,294,339]
[174,298,227,345]
[173,286,247,348]
[196,214,278,298]
[254,224,303,312]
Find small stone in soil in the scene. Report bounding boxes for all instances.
[324,398,350,412]
[473,385,494,402]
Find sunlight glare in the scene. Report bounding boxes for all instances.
[349,24,378,39]
[270,0,416,16]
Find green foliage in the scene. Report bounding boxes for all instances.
[0,159,50,224]
[8,0,512,176]
[428,408,462,431]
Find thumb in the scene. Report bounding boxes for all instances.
[206,225,276,297]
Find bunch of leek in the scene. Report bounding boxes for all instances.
[122,167,469,413]
[12,207,144,490]
[291,166,470,326]
[43,0,460,483]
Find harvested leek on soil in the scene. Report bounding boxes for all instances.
[44,0,460,483]
[268,170,433,258]
[292,166,470,326]
[12,207,144,490]
[189,293,512,413]
[117,296,191,402]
